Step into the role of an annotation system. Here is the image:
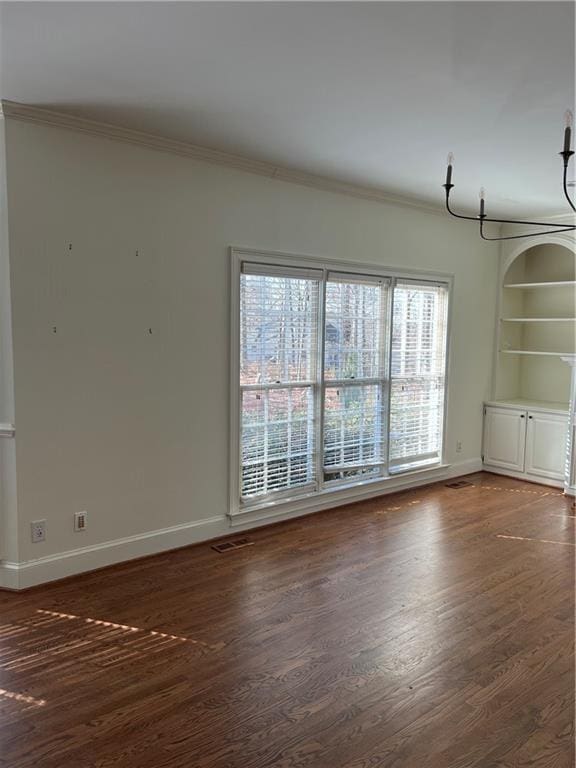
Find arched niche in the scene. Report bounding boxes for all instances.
[494,238,575,406]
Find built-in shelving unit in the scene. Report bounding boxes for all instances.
[487,239,575,491]
[495,243,575,407]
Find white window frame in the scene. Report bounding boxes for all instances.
[230,247,453,519]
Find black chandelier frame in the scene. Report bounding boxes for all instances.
[443,117,576,242]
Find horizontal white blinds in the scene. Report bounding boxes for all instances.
[241,387,316,499]
[240,273,319,385]
[323,275,389,483]
[323,384,385,481]
[389,280,449,473]
[238,258,450,504]
[327,271,389,286]
[240,271,319,499]
[324,276,389,380]
[242,262,323,280]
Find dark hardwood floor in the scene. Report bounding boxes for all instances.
[0,472,574,767]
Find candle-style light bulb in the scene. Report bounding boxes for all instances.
[479,187,485,217]
[445,152,454,186]
[563,110,573,154]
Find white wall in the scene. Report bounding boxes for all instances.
[0,115,18,568]
[1,116,499,586]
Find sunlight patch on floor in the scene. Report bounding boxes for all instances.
[496,534,575,547]
[37,609,190,642]
[480,484,562,497]
[0,688,46,707]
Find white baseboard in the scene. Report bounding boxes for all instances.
[482,464,564,490]
[230,458,483,529]
[438,456,483,477]
[0,458,482,591]
[0,516,229,590]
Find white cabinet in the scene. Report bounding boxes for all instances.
[525,411,568,480]
[483,403,568,487]
[483,407,526,472]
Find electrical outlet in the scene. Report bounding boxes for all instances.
[31,520,46,544]
[74,511,87,532]
[456,441,463,453]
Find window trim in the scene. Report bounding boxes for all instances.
[230,247,454,519]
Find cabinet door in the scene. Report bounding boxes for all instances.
[483,407,526,471]
[525,411,568,481]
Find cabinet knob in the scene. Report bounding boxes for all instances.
[520,414,525,418]
[528,415,533,419]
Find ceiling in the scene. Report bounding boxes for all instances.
[0,2,574,216]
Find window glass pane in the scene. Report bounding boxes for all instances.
[241,274,318,385]
[241,387,316,499]
[389,282,449,472]
[324,280,384,380]
[389,377,444,469]
[323,384,384,482]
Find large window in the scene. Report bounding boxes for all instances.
[235,253,450,510]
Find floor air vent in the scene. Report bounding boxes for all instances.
[445,480,474,489]
[212,538,254,553]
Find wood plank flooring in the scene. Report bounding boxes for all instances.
[0,471,573,767]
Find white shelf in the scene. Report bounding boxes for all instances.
[504,280,576,289]
[485,399,569,414]
[500,349,572,357]
[496,245,574,409]
[501,317,576,322]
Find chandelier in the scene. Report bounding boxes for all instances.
[443,111,576,241]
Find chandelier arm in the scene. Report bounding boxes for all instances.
[479,218,576,241]
[562,163,576,213]
[446,187,575,234]
[445,119,576,239]
[478,214,574,228]
[444,187,482,222]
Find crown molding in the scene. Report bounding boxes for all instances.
[0,99,446,216]
[3,100,570,223]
